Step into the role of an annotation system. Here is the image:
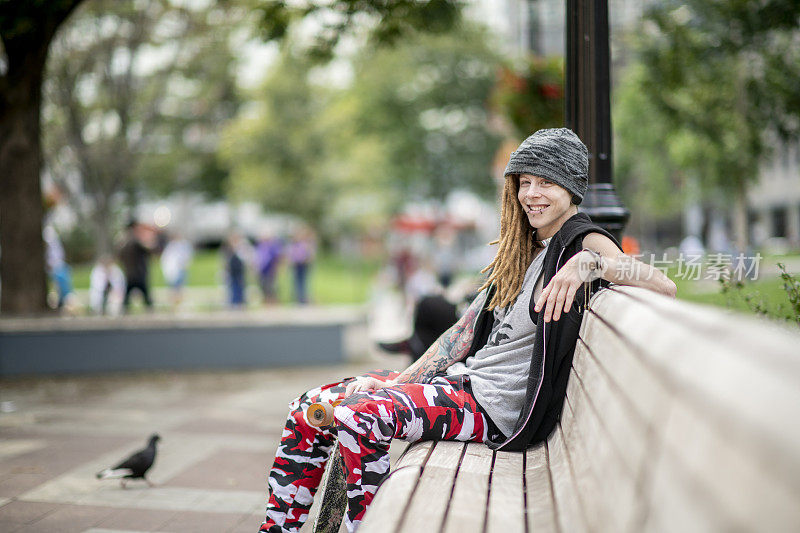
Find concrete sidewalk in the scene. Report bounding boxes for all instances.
[0,357,412,532]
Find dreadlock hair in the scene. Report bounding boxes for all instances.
[479,174,547,311]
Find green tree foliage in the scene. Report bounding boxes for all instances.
[331,23,501,202]
[614,0,800,246]
[613,63,688,218]
[43,0,242,255]
[253,0,462,60]
[221,47,330,231]
[222,23,501,237]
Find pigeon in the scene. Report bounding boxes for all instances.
[96,433,160,488]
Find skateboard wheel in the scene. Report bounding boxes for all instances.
[307,402,337,427]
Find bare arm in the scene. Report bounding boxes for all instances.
[345,291,486,396]
[395,292,484,383]
[581,232,677,297]
[535,232,677,323]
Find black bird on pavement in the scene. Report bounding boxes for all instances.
[96,434,160,488]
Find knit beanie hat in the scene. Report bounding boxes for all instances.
[503,128,589,205]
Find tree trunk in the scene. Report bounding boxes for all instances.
[0,1,83,315]
[0,49,50,315]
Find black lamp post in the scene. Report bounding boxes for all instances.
[565,0,629,242]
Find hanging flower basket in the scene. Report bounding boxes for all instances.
[490,55,565,139]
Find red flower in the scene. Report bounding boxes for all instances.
[539,83,562,99]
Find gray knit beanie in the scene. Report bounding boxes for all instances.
[503,128,589,205]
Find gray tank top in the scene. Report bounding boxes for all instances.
[446,237,552,437]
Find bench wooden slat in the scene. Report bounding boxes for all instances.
[401,441,464,532]
[441,442,493,533]
[546,421,589,533]
[562,379,622,531]
[525,444,558,533]
[565,350,643,533]
[395,440,435,469]
[643,452,734,532]
[579,308,671,432]
[609,285,800,369]
[358,466,423,532]
[359,441,433,533]
[603,286,800,411]
[573,339,652,477]
[486,450,525,533]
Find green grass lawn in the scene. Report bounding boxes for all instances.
[70,250,381,306]
[670,252,800,324]
[676,276,792,313]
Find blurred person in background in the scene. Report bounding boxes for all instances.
[255,229,283,305]
[380,256,460,363]
[160,232,194,309]
[118,220,155,312]
[223,231,251,308]
[432,224,458,289]
[379,292,458,362]
[43,225,75,310]
[380,229,464,362]
[403,257,439,305]
[286,227,316,305]
[679,234,704,258]
[89,255,125,315]
[391,245,416,301]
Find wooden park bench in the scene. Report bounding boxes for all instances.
[358,285,800,532]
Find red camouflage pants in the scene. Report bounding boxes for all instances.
[259,369,489,533]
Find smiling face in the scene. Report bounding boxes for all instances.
[517,173,578,239]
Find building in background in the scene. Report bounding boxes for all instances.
[748,138,800,251]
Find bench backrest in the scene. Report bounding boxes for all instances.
[555,285,800,532]
[360,285,800,533]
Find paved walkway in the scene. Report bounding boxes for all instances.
[0,293,414,533]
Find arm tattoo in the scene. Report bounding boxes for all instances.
[395,292,485,384]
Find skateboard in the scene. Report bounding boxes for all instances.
[307,400,347,533]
